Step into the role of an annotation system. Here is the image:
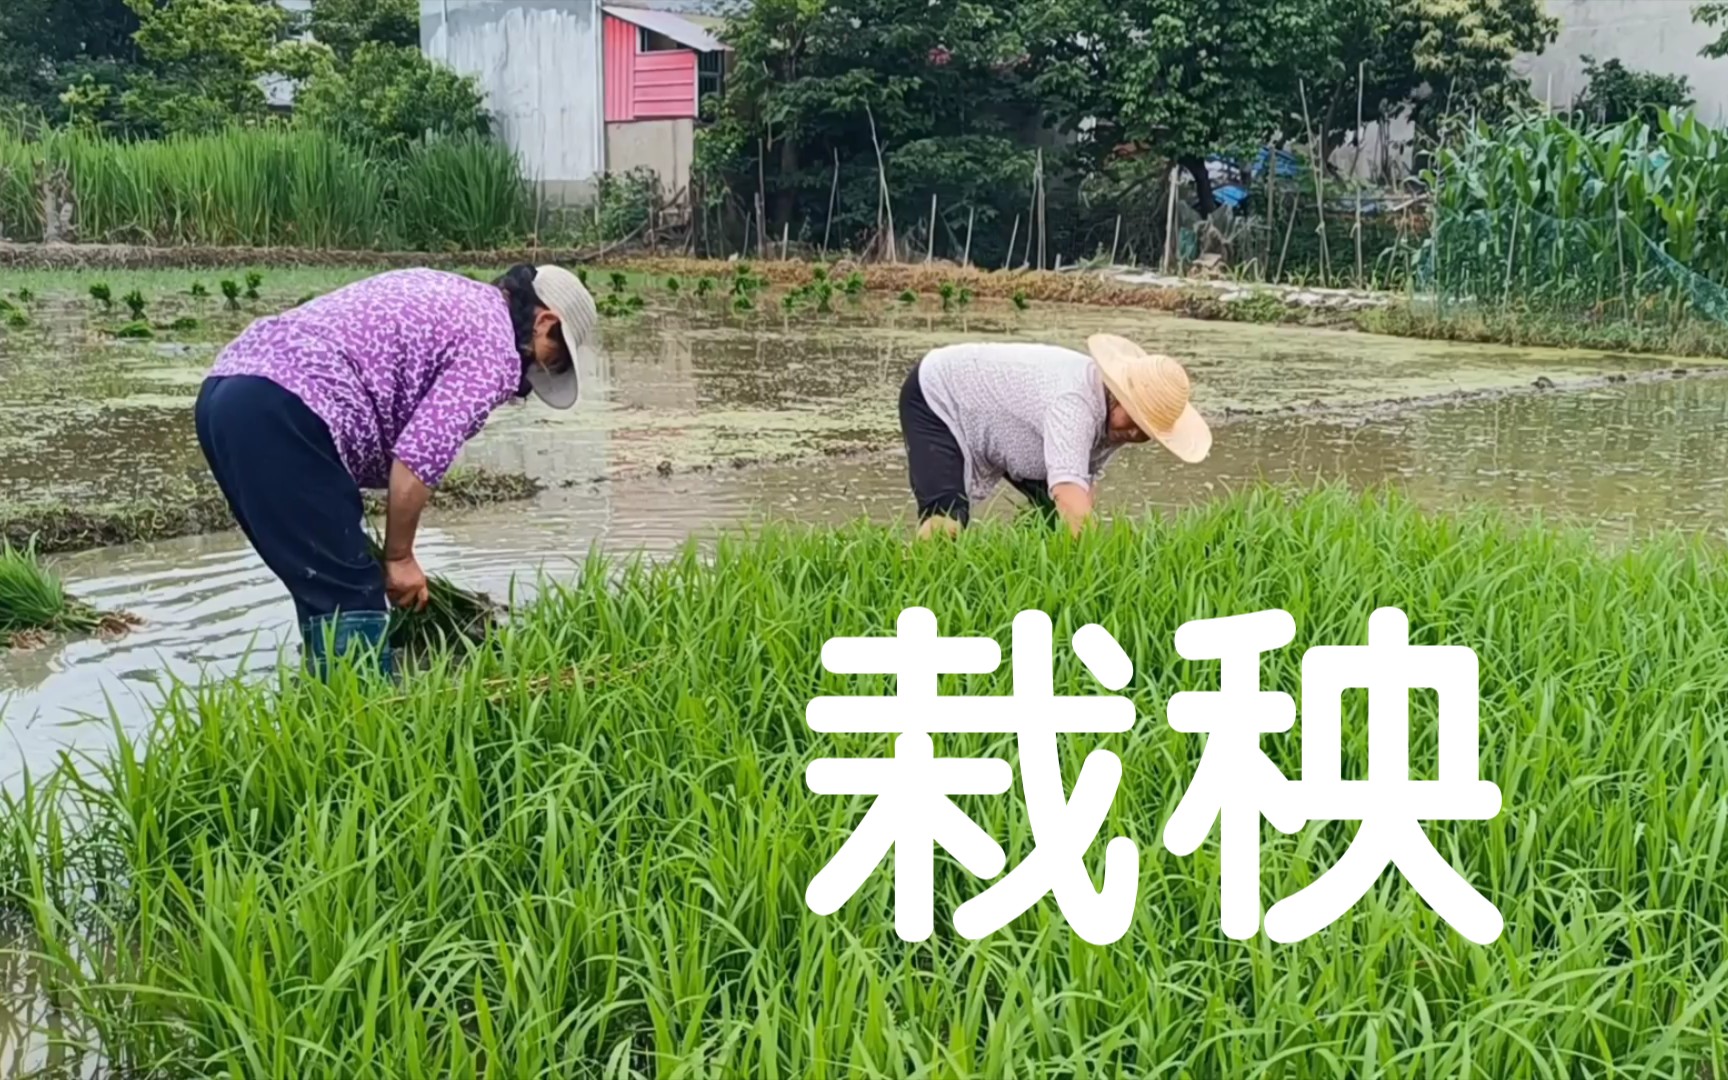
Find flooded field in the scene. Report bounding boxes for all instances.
[2,269,1726,784]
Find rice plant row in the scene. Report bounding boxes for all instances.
[0,484,1723,1077]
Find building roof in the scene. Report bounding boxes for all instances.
[602,5,728,52]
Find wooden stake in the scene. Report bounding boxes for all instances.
[1275,193,1298,282]
[963,206,975,267]
[1006,214,1020,271]
[821,147,838,259]
[781,221,789,261]
[1109,214,1121,266]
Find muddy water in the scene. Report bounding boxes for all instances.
[3,291,1725,784]
[0,295,1692,501]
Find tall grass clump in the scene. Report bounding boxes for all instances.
[1,485,1725,1077]
[0,126,532,251]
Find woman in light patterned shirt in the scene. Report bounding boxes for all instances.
[194,264,597,678]
[898,334,1211,538]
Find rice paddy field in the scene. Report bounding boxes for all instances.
[2,261,1728,1076]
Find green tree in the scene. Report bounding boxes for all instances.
[294,41,491,150]
[698,0,1048,262]
[0,0,139,122]
[307,0,418,62]
[1571,56,1693,127]
[1030,0,1347,213]
[120,0,294,134]
[1699,4,1728,59]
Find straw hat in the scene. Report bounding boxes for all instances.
[522,265,599,410]
[1086,334,1212,463]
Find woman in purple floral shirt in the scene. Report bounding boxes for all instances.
[194,264,597,677]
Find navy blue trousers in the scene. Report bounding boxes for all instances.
[194,374,391,674]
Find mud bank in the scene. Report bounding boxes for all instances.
[2,468,544,555]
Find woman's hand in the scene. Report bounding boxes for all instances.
[385,554,431,611]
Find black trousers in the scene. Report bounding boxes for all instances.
[898,361,1055,527]
[194,375,387,627]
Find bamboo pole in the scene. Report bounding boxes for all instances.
[927,194,937,262]
[1163,165,1178,275]
[1275,193,1298,282]
[1110,214,1121,266]
[1355,62,1366,287]
[1021,158,1038,269]
[963,206,975,267]
[781,221,789,261]
[1036,149,1047,271]
[864,105,895,262]
[1006,214,1020,271]
[821,148,839,259]
[1265,145,1276,280]
[756,140,768,256]
[1299,79,1331,288]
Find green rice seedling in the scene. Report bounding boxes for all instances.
[781,290,800,311]
[363,533,498,655]
[244,271,263,301]
[957,285,973,307]
[1012,288,1029,310]
[220,279,241,311]
[122,289,146,320]
[665,275,681,294]
[6,485,1728,1078]
[812,265,828,283]
[577,267,590,287]
[0,296,11,313]
[293,293,317,307]
[609,271,628,293]
[0,541,105,636]
[166,316,199,332]
[816,281,834,313]
[3,311,27,330]
[899,288,918,304]
[939,281,957,311]
[15,288,32,304]
[113,321,153,339]
[696,276,715,297]
[88,283,112,311]
[625,293,645,311]
[732,292,754,312]
[189,282,209,299]
[844,270,865,296]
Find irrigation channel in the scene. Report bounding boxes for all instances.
[3,281,1726,786]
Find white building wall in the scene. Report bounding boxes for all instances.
[1520,0,1728,125]
[421,0,607,201]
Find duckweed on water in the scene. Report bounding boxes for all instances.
[1,485,1724,1077]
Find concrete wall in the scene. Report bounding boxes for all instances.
[421,0,606,200]
[606,118,695,198]
[1520,1,1728,125]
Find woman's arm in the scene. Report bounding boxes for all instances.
[382,460,432,610]
[1050,482,1094,537]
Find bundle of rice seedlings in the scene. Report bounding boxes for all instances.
[0,541,139,647]
[365,534,502,656]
